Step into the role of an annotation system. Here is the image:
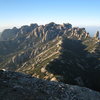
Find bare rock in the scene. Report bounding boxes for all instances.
[0,70,100,100]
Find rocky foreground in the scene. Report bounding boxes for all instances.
[0,70,100,100]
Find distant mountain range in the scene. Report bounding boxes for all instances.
[0,25,100,37]
[0,22,100,93]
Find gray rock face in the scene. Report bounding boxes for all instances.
[0,23,89,45]
[68,27,90,40]
[0,70,100,100]
[0,24,38,41]
[1,27,18,40]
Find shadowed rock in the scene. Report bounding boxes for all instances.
[0,70,100,100]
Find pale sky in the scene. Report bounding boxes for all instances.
[0,0,100,33]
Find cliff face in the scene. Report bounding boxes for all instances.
[0,70,100,100]
[0,23,100,92]
[1,23,89,43]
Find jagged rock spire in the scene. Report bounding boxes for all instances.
[94,31,99,39]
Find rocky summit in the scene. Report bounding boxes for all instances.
[0,70,100,100]
[0,22,100,97]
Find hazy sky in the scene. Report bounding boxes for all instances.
[0,0,100,32]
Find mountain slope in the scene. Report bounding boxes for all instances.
[0,22,100,91]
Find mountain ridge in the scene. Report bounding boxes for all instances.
[0,22,100,92]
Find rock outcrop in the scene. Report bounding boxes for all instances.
[0,70,100,100]
[94,31,99,39]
